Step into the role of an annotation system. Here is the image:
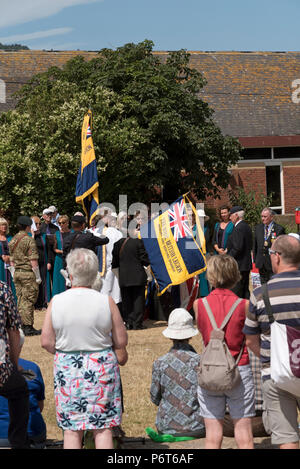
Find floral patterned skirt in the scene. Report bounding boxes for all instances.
[54,348,122,431]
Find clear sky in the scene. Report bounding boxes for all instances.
[0,0,299,52]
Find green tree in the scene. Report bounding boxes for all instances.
[0,40,241,223]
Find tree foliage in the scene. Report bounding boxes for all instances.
[0,43,29,50]
[0,40,241,222]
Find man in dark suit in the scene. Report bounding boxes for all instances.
[112,224,150,330]
[253,207,285,284]
[62,215,109,268]
[227,206,253,299]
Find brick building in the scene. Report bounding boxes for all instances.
[1,50,300,214]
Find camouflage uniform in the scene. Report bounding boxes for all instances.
[9,231,39,327]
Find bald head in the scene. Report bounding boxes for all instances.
[272,235,300,267]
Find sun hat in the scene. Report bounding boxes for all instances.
[163,308,198,340]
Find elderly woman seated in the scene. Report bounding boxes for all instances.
[41,248,128,450]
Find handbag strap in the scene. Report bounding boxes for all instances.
[261,283,274,324]
[202,297,243,331]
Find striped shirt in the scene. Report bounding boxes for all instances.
[243,270,300,381]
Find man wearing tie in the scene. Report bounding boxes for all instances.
[253,207,285,284]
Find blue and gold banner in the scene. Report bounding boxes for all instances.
[75,109,99,226]
[140,195,207,295]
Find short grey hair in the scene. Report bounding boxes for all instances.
[236,210,245,219]
[66,248,99,287]
[261,207,275,216]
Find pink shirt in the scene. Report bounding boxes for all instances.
[196,288,249,366]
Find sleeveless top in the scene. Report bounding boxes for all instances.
[196,288,249,366]
[51,288,112,352]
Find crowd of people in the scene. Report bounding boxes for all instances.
[0,202,299,449]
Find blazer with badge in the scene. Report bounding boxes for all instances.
[227,220,253,272]
[253,222,285,271]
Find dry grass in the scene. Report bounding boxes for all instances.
[21,310,202,441]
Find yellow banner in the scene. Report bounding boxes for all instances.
[153,210,189,285]
[81,110,97,172]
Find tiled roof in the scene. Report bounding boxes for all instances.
[155,51,300,138]
[1,50,300,138]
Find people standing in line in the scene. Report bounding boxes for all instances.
[253,207,285,284]
[212,206,234,255]
[193,255,255,449]
[150,308,205,438]
[244,234,300,450]
[31,216,52,309]
[41,248,127,450]
[226,206,253,299]
[52,215,71,297]
[0,329,47,448]
[9,216,41,337]
[112,223,150,330]
[0,281,30,448]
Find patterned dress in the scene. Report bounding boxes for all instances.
[0,281,21,386]
[54,348,122,431]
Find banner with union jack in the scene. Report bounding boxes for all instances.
[140,195,207,295]
[75,109,99,226]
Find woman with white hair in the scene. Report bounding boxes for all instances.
[41,248,128,449]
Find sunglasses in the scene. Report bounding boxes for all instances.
[268,249,281,256]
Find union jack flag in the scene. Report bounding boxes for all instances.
[168,198,192,241]
[86,125,92,138]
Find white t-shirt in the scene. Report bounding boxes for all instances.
[51,288,113,352]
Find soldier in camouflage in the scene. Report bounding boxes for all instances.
[9,216,42,336]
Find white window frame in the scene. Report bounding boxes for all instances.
[265,157,284,214]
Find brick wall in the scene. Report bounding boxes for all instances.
[202,163,267,211]
[283,163,300,213]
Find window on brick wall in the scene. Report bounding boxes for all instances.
[241,148,272,160]
[274,147,300,159]
[266,165,282,213]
